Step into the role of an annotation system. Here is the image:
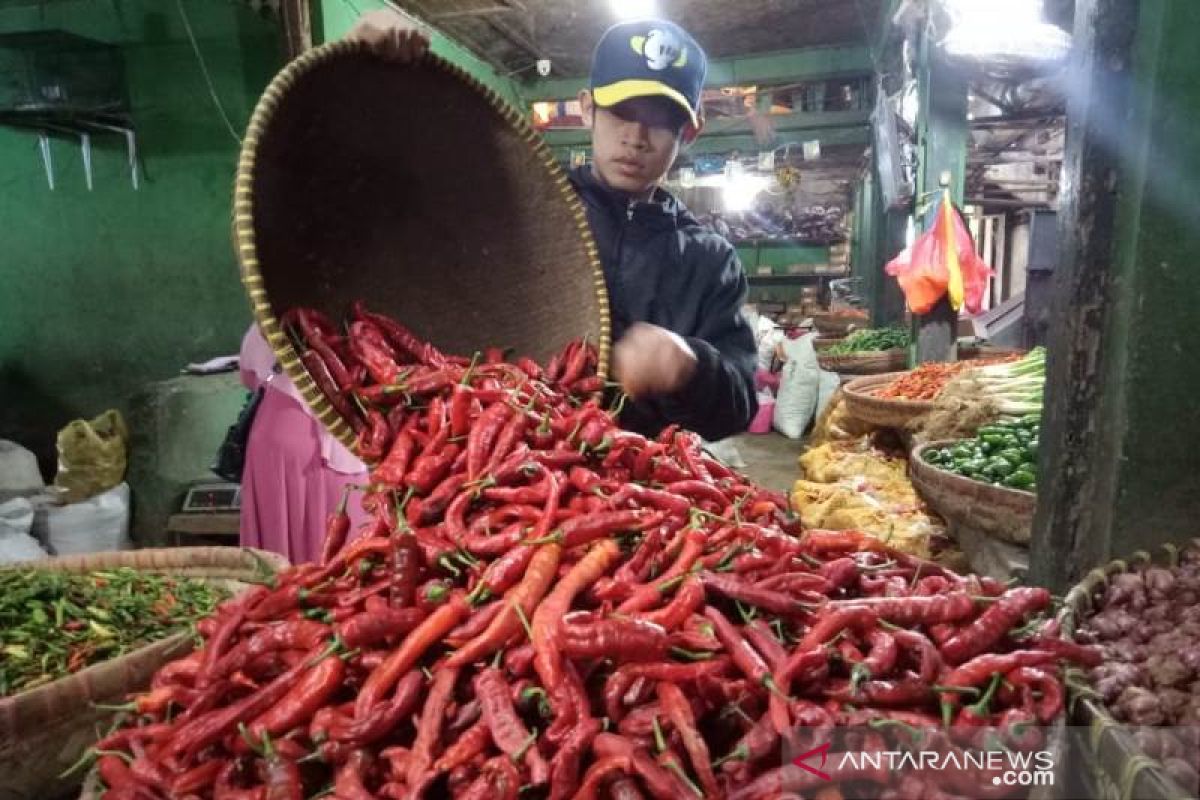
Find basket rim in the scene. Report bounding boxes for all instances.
[232,41,611,457]
[842,371,936,410]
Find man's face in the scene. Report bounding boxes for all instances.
[580,91,688,196]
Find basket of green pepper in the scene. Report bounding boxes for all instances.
[909,416,1040,544]
[0,547,287,800]
[817,328,910,375]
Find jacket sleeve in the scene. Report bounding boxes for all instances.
[657,246,758,441]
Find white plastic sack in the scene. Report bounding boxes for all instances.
[0,497,47,563]
[773,335,821,439]
[754,317,785,372]
[701,438,747,470]
[32,481,131,556]
[815,369,841,420]
[0,439,45,502]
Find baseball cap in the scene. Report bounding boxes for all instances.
[589,20,707,129]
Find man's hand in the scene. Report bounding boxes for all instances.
[346,10,429,63]
[612,323,698,400]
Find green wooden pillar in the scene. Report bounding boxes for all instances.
[1030,0,1200,590]
[912,24,968,362]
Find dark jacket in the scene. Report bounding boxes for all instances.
[569,166,757,441]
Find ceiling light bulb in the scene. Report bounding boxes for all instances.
[610,0,657,21]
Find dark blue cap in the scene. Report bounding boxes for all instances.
[589,20,707,127]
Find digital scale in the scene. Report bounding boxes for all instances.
[181,481,241,513]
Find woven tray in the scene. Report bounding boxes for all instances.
[841,372,935,428]
[817,348,908,375]
[234,42,609,455]
[909,440,1035,544]
[1058,543,1200,800]
[0,547,287,800]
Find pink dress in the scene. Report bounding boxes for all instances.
[238,326,370,564]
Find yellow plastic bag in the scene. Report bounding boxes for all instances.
[53,409,129,503]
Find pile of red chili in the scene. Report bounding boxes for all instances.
[91,304,1098,799]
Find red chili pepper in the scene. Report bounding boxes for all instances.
[1021,633,1102,667]
[609,484,692,518]
[939,587,1051,664]
[476,667,550,784]
[559,617,670,661]
[466,402,512,480]
[433,720,491,774]
[634,576,705,632]
[888,627,942,683]
[404,432,459,496]
[211,619,329,679]
[349,321,403,385]
[657,681,719,796]
[826,592,976,626]
[483,410,528,475]
[570,755,632,800]
[355,594,469,717]
[469,542,537,600]
[531,509,662,548]
[445,543,561,668]
[400,665,460,791]
[169,644,324,760]
[445,600,504,647]
[1005,665,1064,722]
[742,619,789,672]
[333,748,377,800]
[353,301,446,367]
[593,733,684,800]
[261,750,302,800]
[335,606,424,649]
[665,480,728,506]
[97,754,140,791]
[199,586,268,686]
[482,470,552,505]
[353,409,391,463]
[533,540,621,712]
[331,669,423,746]
[372,429,417,487]
[317,489,353,566]
[699,572,816,617]
[703,607,780,697]
[938,649,1059,714]
[301,349,363,431]
[246,650,344,741]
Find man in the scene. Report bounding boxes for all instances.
[349,13,756,441]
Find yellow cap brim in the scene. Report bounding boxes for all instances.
[592,79,699,128]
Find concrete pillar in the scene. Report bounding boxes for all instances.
[1030,0,1200,589]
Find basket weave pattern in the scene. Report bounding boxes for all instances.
[234,42,610,455]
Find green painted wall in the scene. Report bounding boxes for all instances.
[0,1,283,472]
[1105,0,1200,551]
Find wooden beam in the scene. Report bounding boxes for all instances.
[519,45,874,102]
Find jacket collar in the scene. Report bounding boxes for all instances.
[569,165,696,231]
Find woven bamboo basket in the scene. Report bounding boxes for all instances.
[1058,542,1200,800]
[0,547,287,800]
[234,42,609,457]
[811,312,867,337]
[813,336,845,352]
[909,440,1035,544]
[841,372,935,428]
[816,348,908,375]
